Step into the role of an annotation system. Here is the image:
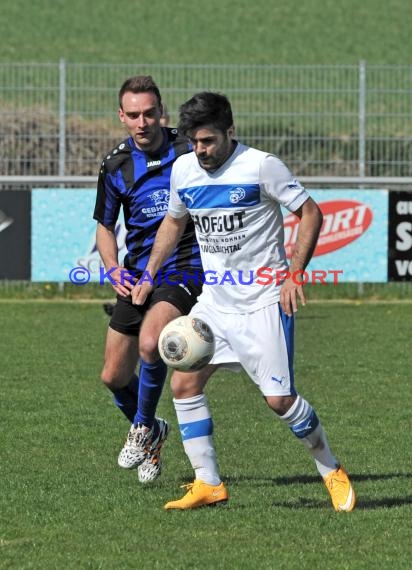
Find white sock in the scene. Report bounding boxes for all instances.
[174,394,221,486]
[281,395,339,478]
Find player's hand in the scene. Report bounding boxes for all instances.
[132,280,154,305]
[108,266,136,297]
[280,276,306,316]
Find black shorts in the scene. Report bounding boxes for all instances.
[109,276,203,336]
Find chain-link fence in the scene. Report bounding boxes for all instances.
[1,61,412,177]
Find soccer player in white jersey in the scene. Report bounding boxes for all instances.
[132,91,356,512]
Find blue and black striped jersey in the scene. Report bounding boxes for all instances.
[93,128,201,273]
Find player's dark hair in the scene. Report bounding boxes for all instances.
[118,75,162,109]
[178,91,234,135]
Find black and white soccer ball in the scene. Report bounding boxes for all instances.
[158,316,215,372]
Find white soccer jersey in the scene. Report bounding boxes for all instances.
[169,142,309,312]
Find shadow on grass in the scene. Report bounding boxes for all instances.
[224,471,412,486]
[270,495,412,510]
[223,472,412,510]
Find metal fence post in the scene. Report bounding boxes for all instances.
[358,60,366,178]
[59,59,66,177]
[58,59,66,293]
[357,60,367,296]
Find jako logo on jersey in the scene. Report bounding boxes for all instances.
[229,187,246,203]
[147,159,161,168]
[284,200,373,257]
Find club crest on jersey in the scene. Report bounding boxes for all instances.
[229,187,246,204]
[149,189,170,206]
[142,189,170,219]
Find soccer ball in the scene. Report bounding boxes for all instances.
[158,315,215,372]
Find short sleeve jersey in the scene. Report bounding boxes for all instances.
[168,142,309,312]
[94,128,201,274]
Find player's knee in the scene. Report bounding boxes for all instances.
[170,375,188,399]
[100,365,126,390]
[170,372,202,399]
[139,334,159,363]
[266,394,297,416]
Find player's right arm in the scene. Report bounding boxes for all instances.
[94,153,135,296]
[132,212,189,305]
[96,223,135,297]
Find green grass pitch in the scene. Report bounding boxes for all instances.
[1,300,411,569]
[1,1,412,567]
[1,0,412,64]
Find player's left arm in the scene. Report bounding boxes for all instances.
[280,197,323,316]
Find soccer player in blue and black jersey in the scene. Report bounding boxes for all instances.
[93,76,202,483]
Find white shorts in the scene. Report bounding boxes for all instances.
[190,302,296,397]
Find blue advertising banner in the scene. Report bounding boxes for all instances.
[284,189,388,283]
[32,188,388,283]
[32,189,126,282]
